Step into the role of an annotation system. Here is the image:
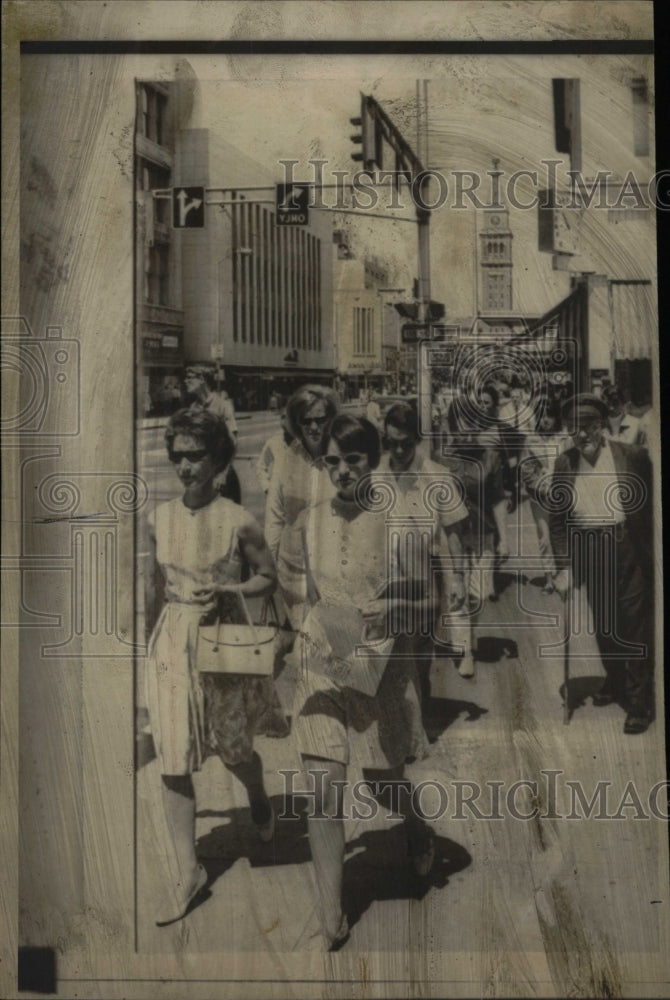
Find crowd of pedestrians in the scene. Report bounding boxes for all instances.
[143,369,654,948]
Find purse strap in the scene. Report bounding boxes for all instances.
[236,591,260,645]
[212,590,259,650]
[259,594,281,626]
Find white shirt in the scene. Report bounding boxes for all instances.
[572,441,625,525]
[200,391,238,436]
[376,452,469,580]
[366,400,382,427]
[256,431,289,494]
[605,411,643,447]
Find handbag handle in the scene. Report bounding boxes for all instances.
[212,589,259,651]
[259,594,282,627]
[236,590,261,646]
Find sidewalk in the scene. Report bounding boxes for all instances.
[134,502,666,967]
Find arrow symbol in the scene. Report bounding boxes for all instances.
[277,186,307,212]
[176,189,203,226]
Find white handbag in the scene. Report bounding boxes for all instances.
[197,594,279,676]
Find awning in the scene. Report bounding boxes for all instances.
[608,280,656,361]
[226,366,335,380]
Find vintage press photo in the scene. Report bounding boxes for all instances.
[4,5,668,999]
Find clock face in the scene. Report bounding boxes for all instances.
[489,214,501,227]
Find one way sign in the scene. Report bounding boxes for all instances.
[276,183,310,226]
[173,187,205,228]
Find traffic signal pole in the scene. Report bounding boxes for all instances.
[349,92,435,434]
[417,198,432,434]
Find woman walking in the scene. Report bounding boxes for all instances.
[520,400,570,593]
[292,415,434,950]
[437,387,509,603]
[144,408,285,925]
[264,384,339,627]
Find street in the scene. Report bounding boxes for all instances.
[135,413,666,989]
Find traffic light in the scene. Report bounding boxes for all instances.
[427,300,445,322]
[393,301,420,321]
[552,79,581,172]
[350,95,375,170]
[394,300,444,322]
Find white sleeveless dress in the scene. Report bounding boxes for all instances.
[146,495,287,775]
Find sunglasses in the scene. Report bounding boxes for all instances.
[299,415,328,428]
[324,452,365,468]
[384,435,414,450]
[169,449,209,464]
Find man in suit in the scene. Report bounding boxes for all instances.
[549,394,654,734]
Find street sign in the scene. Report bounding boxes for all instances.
[401,323,430,343]
[173,187,205,228]
[276,183,310,226]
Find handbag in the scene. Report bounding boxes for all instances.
[197,592,279,676]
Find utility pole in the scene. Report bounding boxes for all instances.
[349,88,434,430]
[417,81,432,432]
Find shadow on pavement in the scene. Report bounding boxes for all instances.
[421,696,489,743]
[185,795,471,932]
[195,794,312,889]
[342,825,472,933]
[474,635,519,661]
[561,673,615,720]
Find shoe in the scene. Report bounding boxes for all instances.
[326,913,350,952]
[254,802,275,843]
[407,824,435,878]
[458,656,475,679]
[592,684,616,707]
[156,863,207,926]
[624,713,651,735]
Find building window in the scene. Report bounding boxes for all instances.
[353,306,374,355]
[145,243,170,306]
[139,84,167,146]
[231,199,322,352]
[484,271,510,311]
[142,164,171,224]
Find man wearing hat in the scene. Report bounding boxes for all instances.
[548,393,654,734]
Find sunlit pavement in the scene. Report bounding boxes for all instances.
[134,412,665,973]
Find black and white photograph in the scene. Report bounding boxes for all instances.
[2,2,668,998]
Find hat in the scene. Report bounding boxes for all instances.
[561,393,609,424]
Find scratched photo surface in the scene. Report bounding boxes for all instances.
[5,5,668,999]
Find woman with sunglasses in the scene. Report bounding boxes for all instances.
[264,384,340,627]
[292,415,434,951]
[144,408,285,926]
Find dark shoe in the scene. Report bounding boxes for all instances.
[156,863,207,926]
[592,683,616,707]
[624,713,652,735]
[327,914,350,952]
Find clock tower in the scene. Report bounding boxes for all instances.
[479,161,514,312]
